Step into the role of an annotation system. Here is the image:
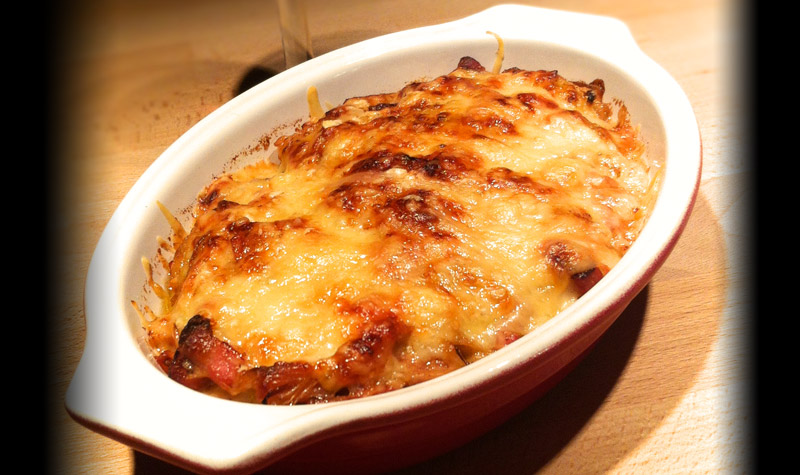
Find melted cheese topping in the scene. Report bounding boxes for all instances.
[140,57,660,403]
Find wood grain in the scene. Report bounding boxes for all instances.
[48,0,752,473]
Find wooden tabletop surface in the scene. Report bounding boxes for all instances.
[48,0,753,473]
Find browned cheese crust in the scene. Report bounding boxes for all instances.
[138,56,660,404]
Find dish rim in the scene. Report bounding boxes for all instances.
[65,4,702,473]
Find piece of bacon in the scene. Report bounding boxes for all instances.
[543,240,609,296]
[167,315,247,394]
[166,313,410,404]
[457,56,485,71]
[570,266,607,296]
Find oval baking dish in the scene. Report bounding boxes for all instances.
[65,4,701,474]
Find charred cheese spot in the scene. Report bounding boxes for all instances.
[485,167,555,198]
[139,55,660,404]
[517,92,560,112]
[345,150,471,182]
[382,190,455,239]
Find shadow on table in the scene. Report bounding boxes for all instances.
[232,28,387,97]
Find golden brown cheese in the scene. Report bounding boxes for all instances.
[137,55,660,404]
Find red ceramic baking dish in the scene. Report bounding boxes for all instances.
[66,4,701,474]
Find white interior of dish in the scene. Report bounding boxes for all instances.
[67,5,700,471]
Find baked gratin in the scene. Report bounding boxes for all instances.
[135,48,660,405]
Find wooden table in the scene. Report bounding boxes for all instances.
[49,0,752,473]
